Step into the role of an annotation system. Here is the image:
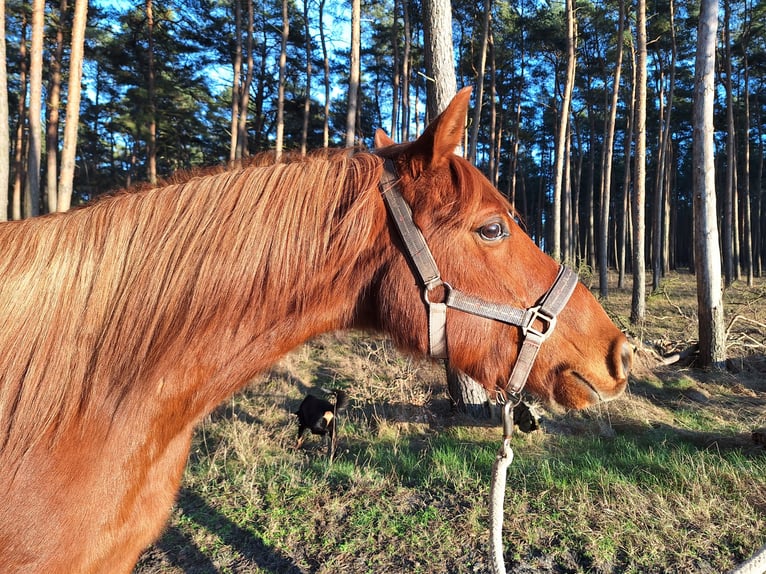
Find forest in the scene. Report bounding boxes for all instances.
[1,0,764,296]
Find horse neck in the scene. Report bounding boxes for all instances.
[0,155,388,454]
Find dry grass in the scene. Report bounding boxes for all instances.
[135,271,766,574]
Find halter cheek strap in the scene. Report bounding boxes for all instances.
[378,157,579,399]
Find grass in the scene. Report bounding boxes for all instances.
[135,271,766,573]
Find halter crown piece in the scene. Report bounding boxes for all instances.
[377,157,579,401]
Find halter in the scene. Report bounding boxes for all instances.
[378,157,579,401]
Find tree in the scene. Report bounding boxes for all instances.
[275,0,289,159]
[692,0,726,368]
[598,0,625,299]
[631,0,647,324]
[345,0,360,147]
[0,0,8,222]
[551,0,576,262]
[46,0,67,213]
[422,0,457,123]
[57,0,88,212]
[25,0,44,218]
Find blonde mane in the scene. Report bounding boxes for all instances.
[0,150,383,458]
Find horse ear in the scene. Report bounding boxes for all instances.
[374,128,396,149]
[411,86,472,168]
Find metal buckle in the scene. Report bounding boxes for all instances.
[521,304,557,341]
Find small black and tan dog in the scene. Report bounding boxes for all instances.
[294,389,348,449]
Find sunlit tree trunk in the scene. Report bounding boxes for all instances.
[390,0,400,139]
[552,0,576,262]
[467,0,491,165]
[742,22,754,286]
[237,0,254,159]
[345,0,360,147]
[57,0,88,212]
[422,0,457,123]
[618,28,636,289]
[692,0,726,368]
[229,0,242,163]
[25,0,44,218]
[146,0,157,184]
[723,0,735,286]
[0,0,9,222]
[319,0,330,148]
[46,0,68,213]
[300,0,311,156]
[275,0,288,159]
[598,0,625,298]
[401,0,411,142]
[12,13,28,221]
[631,0,647,324]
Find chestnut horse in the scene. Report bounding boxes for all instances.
[0,88,630,573]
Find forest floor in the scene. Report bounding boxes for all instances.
[134,270,766,574]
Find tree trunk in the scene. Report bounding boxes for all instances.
[631,0,647,324]
[237,0,254,159]
[446,366,491,418]
[401,0,411,142]
[467,0,491,165]
[275,0,289,159]
[552,0,576,262]
[146,0,157,184]
[598,0,625,299]
[300,0,311,156]
[692,0,726,369]
[723,0,735,286]
[742,45,754,286]
[12,13,28,221]
[618,28,636,290]
[422,0,457,123]
[229,0,242,163]
[46,0,68,213]
[57,0,88,212]
[0,0,9,222]
[345,0,360,148]
[319,0,330,148]
[25,0,44,218]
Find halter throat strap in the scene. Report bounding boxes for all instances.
[377,157,579,399]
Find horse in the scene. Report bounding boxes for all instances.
[0,87,631,573]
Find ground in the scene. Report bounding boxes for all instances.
[134,271,766,574]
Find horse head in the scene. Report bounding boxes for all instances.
[371,87,631,410]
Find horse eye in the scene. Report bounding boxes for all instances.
[478,221,508,242]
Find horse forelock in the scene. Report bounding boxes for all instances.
[0,149,384,459]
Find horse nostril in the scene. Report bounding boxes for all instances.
[621,341,633,378]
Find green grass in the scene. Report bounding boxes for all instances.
[135,272,766,574]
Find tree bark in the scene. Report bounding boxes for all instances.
[0,0,9,222]
[146,0,157,184]
[300,0,311,156]
[237,0,254,159]
[46,0,68,213]
[631,0,647,324]
[345,0,360,148]
[319,0,330,148]
[422,0,458,123]
[25,0,44,218]
[692,0,726,369]
[229,0,242,163]
[552,0,576,262]
[467,0,491,165]
[598,0,625,299]
[275,0,289,159]
[57,0,88,212]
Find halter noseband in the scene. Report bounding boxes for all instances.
[378,157,579,401]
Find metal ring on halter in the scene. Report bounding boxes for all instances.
[422,281,451,305]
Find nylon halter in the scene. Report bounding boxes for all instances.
[378,157,579,400]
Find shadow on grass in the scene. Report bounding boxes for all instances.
[137,489,305,574]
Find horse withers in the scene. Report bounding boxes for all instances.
[0,87,630,573]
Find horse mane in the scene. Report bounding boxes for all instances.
[0,149,383,458]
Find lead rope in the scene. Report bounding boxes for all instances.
[490,401,515,574]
